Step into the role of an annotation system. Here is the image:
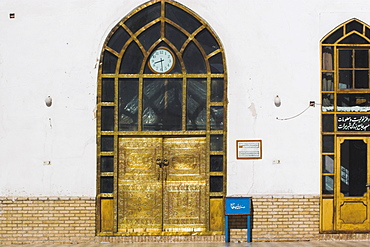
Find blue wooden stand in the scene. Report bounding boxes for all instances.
[225,197,252,243]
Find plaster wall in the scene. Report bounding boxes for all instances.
[0,0,369,197]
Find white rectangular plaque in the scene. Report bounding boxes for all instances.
[237,140,262,159]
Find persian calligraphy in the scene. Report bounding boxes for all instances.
[230,203,246,210]
[337,115,370,131]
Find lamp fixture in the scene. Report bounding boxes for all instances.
[274,95,281,107]
[45,96,52,107]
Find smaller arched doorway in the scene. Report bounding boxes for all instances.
[96,0,227,236]
[321,18,370,232]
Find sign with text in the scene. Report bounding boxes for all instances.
[225,197,251,215]
[236,140,262,159]
[337,115,370,132]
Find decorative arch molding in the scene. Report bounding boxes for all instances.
[96,0,227,235]
[101,0,225,76]
[321,18,370,44]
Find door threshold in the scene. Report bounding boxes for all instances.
[98,231,224,236]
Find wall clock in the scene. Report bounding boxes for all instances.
[148,47,175,74]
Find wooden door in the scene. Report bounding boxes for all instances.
[336,137,370,231]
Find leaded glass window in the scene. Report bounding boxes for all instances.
[97,0,227,235]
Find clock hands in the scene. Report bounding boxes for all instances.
[154,58,164,64]
[154,58,164,71]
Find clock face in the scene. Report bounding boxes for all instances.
[148,47,175,74]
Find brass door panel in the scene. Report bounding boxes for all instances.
[118,138,163,232]
[101,198,114,232]
[118,137,208,234]
[335,137,370,231]
[162,138,207,232]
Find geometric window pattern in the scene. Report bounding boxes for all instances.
[97,0,227,234]
[321,18,370,232]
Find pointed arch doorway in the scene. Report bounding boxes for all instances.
[321,18,370,232]
[96,0,227,235]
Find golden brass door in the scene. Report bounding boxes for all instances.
[118,137,207,233]
[336,137,370,231]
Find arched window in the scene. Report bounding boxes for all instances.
[321,18,370,232]
[97,0,227,235]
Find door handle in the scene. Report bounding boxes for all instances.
[163,159,169,166]
[156,158,169,180]
[156,158,169,168]
[156,158,163,168]
[366,184,370,187]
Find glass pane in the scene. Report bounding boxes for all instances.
[196,29,219,55]
[210,106,224,130]
[211,79,224,102]
[322,155,334,173]
[337,93,370,112]
[102,51,117,74]
[187,79,206,130]
[339,50,352,68]
[340,140,367,197]
[210,176,223,192]
[119,79,138,131]
[101,156,114,172]
[322,114,334,132]
[101,176,114,193]
[165,3,202,34]
[339,33,370,44]
[102,78,114,102]
[355,50,369,68]
[355,70,369,88]
[138,23,160,51]
[124,2,161,34]
[107,26,130,53]
[209,53,224,73]
[339,70,352,89]
[165,23,187,51]
[322,27,343,44]
[322,72,334,91]
[346,20,363,34]
[101,107,114,131]
[183,42,206,73]
[322,175,334,194]
[211,135,223,151]
[322,135,334,153]
[101,136,114,152]
[120,41,144,74]
[210,155,223,172]
[143,79,182,131]
[322,93,334,112]
[322,47,334,70]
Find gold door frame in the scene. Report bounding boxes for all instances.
[97,0,227,236]
[320,18,370,232]
[335,136,370,231]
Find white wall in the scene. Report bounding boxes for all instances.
[1,0,370,197]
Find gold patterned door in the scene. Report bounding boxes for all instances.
[336,137,370,231]
[118,137,207,233]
